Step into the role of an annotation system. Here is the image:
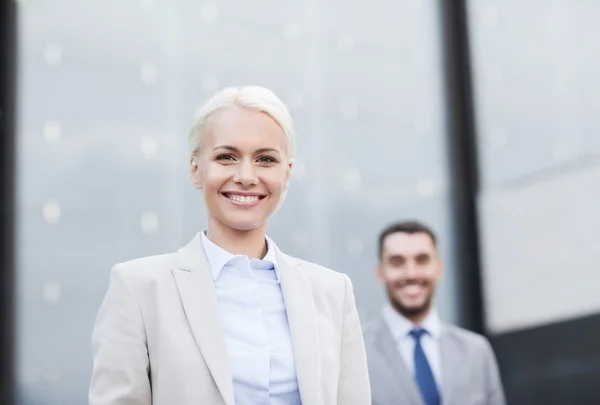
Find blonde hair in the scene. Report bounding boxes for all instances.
[188,86,296,162]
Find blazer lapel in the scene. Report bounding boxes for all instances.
[276,249,320,405]
[375,319,424,405]
[440,326,461,405]
[172,234,235,405]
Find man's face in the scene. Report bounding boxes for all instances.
[377,232,443,319]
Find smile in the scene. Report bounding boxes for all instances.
[222,193,265,205]
[401,285,425,294]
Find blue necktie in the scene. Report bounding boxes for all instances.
[409,328,440,405]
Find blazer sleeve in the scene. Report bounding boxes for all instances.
[483,339,506,405]
[337,274,372,405]
[89,265,152,405]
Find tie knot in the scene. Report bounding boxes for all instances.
[409,328,427,341]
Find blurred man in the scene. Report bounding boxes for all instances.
[364,220,506,405]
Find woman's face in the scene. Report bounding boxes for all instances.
[190,107,292,233]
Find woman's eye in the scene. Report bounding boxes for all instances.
[257,156,276,163]
[216,154,235,161]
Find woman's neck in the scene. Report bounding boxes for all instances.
[206,219,268,259]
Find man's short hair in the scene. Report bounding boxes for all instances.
[378,220,438,260]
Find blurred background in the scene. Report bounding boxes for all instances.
[1,0,600,404]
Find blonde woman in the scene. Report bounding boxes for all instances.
[89,86,371,405]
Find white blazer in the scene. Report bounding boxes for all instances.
[89,233,371,405]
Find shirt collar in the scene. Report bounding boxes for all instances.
[382,302,442,340]
[200,231,280,282]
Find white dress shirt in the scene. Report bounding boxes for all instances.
[381,303,443,390]
[200,232,301,405]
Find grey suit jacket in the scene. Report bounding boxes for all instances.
[364,317,506,405]
[89,233,371,405]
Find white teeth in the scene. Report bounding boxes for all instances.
[402,285,424,295]
[228,194,259,204]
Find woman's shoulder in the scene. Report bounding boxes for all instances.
[282,254,357,314]
[281,252,351,287]
[109,252,177,283]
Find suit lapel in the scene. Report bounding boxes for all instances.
[276,250,320,405]
[172,234,235,405]
[440,326,461,405]
[375,319,424,405]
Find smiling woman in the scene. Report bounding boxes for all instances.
[190,104,291,237]
[89,86,371,405]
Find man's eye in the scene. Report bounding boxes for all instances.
[416,256,431,265]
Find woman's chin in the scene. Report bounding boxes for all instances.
[221,217,267,232]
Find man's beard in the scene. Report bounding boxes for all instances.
[388,287,433,321]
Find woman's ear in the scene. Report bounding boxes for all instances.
[190,156,203,190]
[282,162,293,191]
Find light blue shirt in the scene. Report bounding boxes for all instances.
[200,232,302,405]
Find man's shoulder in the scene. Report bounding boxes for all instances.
[361,317,390,352]
[362,317,384,339]
[442,323,494,353]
